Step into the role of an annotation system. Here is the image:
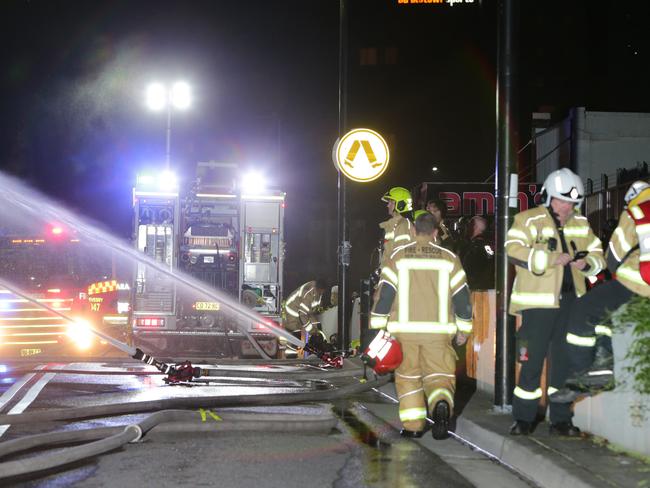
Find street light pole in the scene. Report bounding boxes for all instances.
[146,81,191,171]
[166,102,172,170]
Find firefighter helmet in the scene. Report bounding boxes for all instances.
[413,209,428,221]
[361,330,403,375]
[382,187,413,213]
[542,168,584,207]
[624,180,650,205]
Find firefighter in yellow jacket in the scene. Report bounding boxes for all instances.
[284,279,327,333]
[379,187,413,262]
[370,212,473,440]
[550,180,650,403]
[506,168,605,436]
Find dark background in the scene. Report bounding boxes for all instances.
[1,0,650,293]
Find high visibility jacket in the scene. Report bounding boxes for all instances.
[379,214,412,264]
[506,206,605,315]
[607,194,650,297]
[370,235,473,335]
[284,281,323,331]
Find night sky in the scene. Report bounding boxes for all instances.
[1,0,650,293]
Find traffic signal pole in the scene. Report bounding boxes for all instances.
[337,0,350,350]
[495,0,518,408]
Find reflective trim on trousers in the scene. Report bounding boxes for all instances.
[513,386,542,400]
[566,332,596,347]
[398,388,424,400]
[594,325,612,337]
[427,388,454,407]
[399,407,428,422]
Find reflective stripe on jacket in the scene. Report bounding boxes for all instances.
[370,235,473,335]
[379,215,412,265]
[608,203,650,297]
[506,206,605,315]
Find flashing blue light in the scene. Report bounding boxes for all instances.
[0,365,8,374]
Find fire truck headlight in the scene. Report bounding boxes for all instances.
[159,170,178,191]
[242,171,266,194]
[67,319,93,350]
[117,301,130,314]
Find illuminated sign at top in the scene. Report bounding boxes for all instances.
[397,0,475,5]
[334,128,390,183]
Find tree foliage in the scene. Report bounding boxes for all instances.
[617,296,650,395]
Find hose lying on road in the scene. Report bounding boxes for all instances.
[0,375,388,426]
[0,409,338,480]
[4,360,364,380]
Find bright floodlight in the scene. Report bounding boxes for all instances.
[171,81,191,110]
[431,166,439,172]
[242,171,266,194]
[146,82,167,111]
[159,170,178,191]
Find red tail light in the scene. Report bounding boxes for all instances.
[136,318,165,327]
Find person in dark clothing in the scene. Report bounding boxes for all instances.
[459,216,495,290]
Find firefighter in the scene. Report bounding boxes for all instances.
[370,212,473,439]
[550,180,650,403]
[506,168,605,436]
[283,279,328,333]
[379,187,413,261]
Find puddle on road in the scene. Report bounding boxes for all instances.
[334,404,473,488]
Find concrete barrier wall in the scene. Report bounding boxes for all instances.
[573,326,650,456]
[469,292,650,456]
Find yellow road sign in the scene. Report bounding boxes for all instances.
[334,128,389,182]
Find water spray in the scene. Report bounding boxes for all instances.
[0,172,304,351]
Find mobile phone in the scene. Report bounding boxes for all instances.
[573,250,588,261]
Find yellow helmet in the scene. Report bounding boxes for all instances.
[381,187,412,213]
[413,209,428,220]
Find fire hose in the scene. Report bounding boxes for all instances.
[0,408,338,480]
[0,374,389,426]
[0,280,354,384]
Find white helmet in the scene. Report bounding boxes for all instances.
[542,168,584,207]
[624,180,650,204]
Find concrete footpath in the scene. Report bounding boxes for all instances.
[356,380,650,488]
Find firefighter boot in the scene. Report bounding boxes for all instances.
[509,420,532,436]
[400,429,424,438]
[566,344,615,393]
[549,421,581,437]
[431,400,450,440]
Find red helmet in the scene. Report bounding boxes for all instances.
[362,330,403,375]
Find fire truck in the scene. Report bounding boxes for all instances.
[0,225,121,358]
[131,162,285,358]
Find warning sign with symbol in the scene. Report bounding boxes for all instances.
[334,128,389,182]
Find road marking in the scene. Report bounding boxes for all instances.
[199,408,222,422]
[0,364,66,438]
[0,365,46,413]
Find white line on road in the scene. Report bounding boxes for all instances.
[0,365,46,413]
[0,364,66,438]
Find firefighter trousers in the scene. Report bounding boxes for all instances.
[394,333,457,432]
[565,280,633,376]
[513,294,574,424]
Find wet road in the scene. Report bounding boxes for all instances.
[0,359,529,487]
